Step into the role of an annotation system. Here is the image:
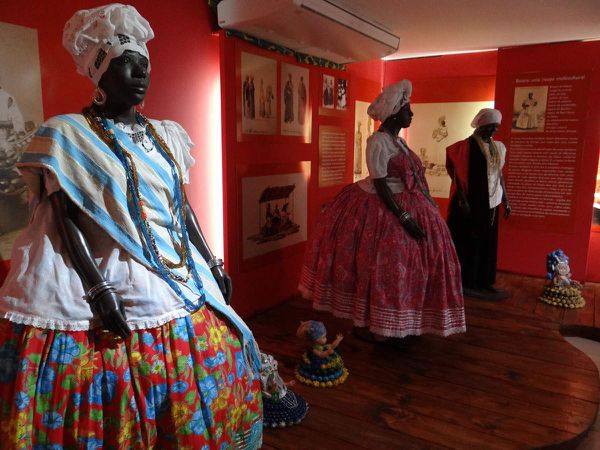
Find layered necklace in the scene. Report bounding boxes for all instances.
[473,134,502,199]
[115,122,154,152]
[82,106,204,310]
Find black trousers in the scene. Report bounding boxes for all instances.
[448,202,499,289]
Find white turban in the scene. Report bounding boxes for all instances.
[367,79,412,122]
[63,4,154,85]
[471,108,502,128]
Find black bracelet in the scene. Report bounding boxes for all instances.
[399,211,410,223]
[207,257,224,269]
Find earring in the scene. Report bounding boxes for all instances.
[92,87,107,106]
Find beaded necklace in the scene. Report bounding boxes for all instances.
[82,107,205,311]
[473,134,502,199]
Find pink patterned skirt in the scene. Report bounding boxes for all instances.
[299,183,466,338]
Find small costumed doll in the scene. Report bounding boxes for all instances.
[540,249,585,308]
[260,352,309,428]
[295,320,348,387]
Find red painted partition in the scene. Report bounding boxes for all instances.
[220,35,384,316]
[0,1,221,285]
[494,41,600,281]
[382,51,498,217]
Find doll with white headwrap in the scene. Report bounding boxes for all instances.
[299,80,465,342]
[0,4,262,448]
[446,108,511,300]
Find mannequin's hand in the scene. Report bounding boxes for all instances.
[504,202,511,219]
[401,214,426,240]
[211,265,233,305]
[91,290,131,339]
[459,200,472,219]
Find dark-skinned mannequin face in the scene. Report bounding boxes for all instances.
[474,122,500,142]
[97,50,149,119]
[381,103,413,135]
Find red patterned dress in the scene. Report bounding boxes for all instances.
[299,132,465,337]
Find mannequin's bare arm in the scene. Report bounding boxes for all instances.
[50,192,131,338]
[373,178,425,239]
[184,199,232,304]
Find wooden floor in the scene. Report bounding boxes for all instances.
[249,272,600,450]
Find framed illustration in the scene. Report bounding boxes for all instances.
[336,79,347,110]
[238,162,311,268]
[322,74,335,109]
[406,101,494,198]
[511,85,549,133]
[280,62,311,141]
[0,21,44,261]
[353,100,374,182]
[240,51,277,137]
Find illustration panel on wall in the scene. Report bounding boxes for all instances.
[407,101,494,198]
[511,85,549,132]
[336,79,347,110]
[353,100,375,182]
[240,51,277,136]
[322,74,335,109]
[241,163,310,260]
[280,62,311,141]
[0,21,44,261]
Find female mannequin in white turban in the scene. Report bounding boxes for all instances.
[0,4,262,448]
[299,80,465,342]
[446,108,511,300]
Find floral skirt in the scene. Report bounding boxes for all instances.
[0,306,262,450]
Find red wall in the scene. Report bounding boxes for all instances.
[494,41,600,281]
[0,1,221,284]
[220,35,382,316]
[382,51,498,216]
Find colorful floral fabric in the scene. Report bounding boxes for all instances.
[0,306,262,449]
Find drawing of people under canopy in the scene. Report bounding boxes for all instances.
[248,184,300,244]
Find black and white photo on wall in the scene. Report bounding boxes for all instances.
[336,79,347,110]
[322,74,334,109]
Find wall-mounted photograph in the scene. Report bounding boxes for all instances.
[0,21,44,261]
[512,85,548,132]
[280,62,311,140]
[241,164,310,260]
[407,101,494,198]
[322,74,335,109]
[241,51,277,136]
[336,79,347,110]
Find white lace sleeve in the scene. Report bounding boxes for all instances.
[150,119,196,184]
[366,133,395,179]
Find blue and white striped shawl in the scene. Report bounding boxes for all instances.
[18,113,261,377]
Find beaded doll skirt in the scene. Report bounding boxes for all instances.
[0,306,262,449]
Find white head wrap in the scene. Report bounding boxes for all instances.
[63,4,154,86]
[367,79,412,122]
[471,108,502,128]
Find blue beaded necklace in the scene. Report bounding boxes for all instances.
[85,108,205,311]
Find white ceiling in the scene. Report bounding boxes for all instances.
[330,0,600,59]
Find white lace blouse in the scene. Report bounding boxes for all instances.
[0,118,220,331]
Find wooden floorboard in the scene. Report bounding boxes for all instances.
[249,272,600,449]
